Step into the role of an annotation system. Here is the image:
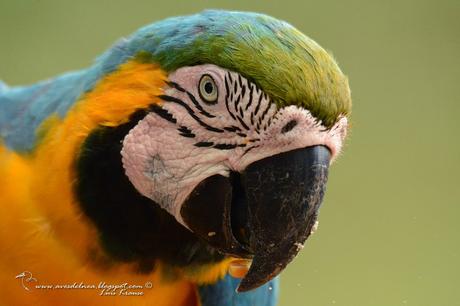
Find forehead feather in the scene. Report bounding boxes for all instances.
[106,10,351,127]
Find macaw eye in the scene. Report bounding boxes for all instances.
[198,74,218,104]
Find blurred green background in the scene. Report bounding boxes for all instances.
[0,1,458,305]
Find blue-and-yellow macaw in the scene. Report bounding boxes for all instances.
[0,10,351,306]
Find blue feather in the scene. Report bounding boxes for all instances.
[0,80,7,93]
[198,274,279,306]
[0,69,99,151]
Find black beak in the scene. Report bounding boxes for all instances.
[180,145,331,292]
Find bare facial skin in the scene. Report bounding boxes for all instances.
[121,64,347,226]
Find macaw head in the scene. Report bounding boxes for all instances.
[74,10,351,292]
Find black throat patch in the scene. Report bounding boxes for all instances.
[75,110,224,272]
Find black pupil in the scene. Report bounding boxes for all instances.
[204,81,214,94]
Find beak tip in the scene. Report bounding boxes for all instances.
[235,281,254,293]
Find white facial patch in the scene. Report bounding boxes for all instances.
[121,64,348,227]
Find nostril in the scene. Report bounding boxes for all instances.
[281,119,298,134]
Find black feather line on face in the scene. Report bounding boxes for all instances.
[178,126,196,138]
[259,100,272,125]
[238,74,243,88]
[185,91,216,118]
[263,118,272,131]
[180,133,196,138]
[178,126,193,134]
[194,141,214,147]
[236,115,250,131]
[150,104,177,124]
[239,107,244,118]
[223,126,241,132]
[224,75,237,120]
[241,83,246,99]
[245,84,254,111]
[165,81,186,92]
[254,93,263,116]
[234,94,241,112]
[157,95,224,133]
[213,143,238,150]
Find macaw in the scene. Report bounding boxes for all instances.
[0,10,351,306]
